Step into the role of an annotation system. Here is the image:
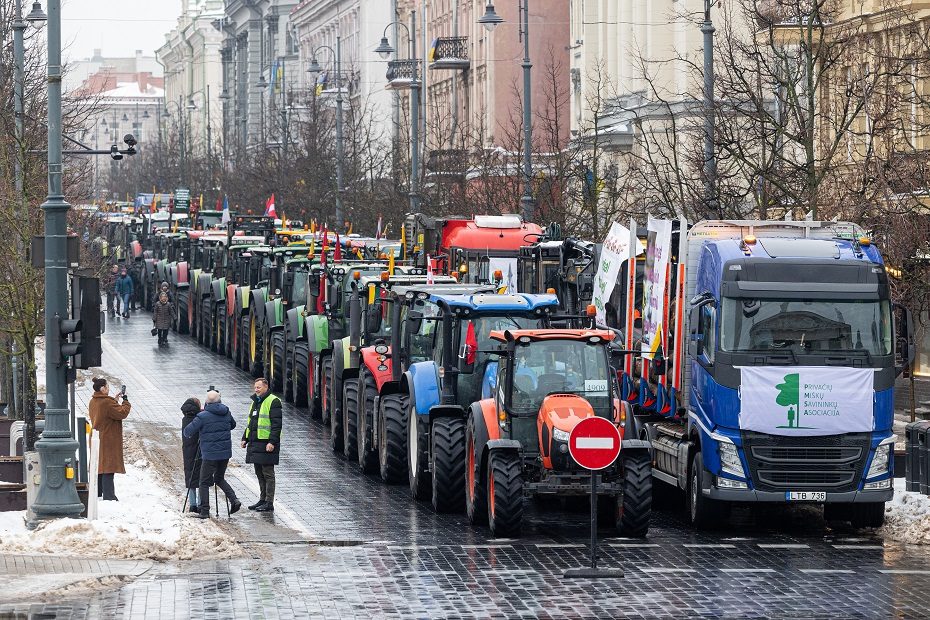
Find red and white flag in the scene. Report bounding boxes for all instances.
[264,194,277,218]
[375,215,383,240]
[426,254,435,285]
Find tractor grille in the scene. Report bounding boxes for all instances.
[742,431,869,492]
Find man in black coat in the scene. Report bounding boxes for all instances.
[241,377,282,512]
[180,397,202,512]
[184,390,242,519]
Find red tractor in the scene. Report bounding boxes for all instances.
[465,329,652,538]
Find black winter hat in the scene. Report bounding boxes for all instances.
[181,398,201,415]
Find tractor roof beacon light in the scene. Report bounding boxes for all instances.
[586,304,597,317]
[479,3,504,31]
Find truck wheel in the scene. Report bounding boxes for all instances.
[465,416,487,525]
[176,289,190,334]
[292,343,309,408]
[688,451,728,529]
[321,355,333,425]
[616,451,652,538]
[379,393,408,483]
[487,451,523,538]
[408,407,431,501]
[431,417,465,513]
[270,331,286,392]
[248,311,263,377]
[343,378,359,460]
[357,368,378,474]
[850,503,886,529]
[328,361,343,454]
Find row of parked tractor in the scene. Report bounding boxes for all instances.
[112,210,652,538]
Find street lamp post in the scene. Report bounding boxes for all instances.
[30,0,84,526]
[480,2,535,221]
[375,13,420,215]
[702,0,718,216]
[308,37,346,228]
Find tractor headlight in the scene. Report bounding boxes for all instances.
[717,439,744,478]
[866,443,891,479]
[552,428,570,442]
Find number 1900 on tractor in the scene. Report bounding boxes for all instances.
[464,329,653,538]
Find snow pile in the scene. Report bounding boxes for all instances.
[880,478,930,544]
[0,462,241,561]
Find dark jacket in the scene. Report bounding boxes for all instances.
[180,398,201,489]
[107,270,120,293]
[153,299,174,329]
[184,402,236,461]
[242,391,282,466]
[115,274,133,296]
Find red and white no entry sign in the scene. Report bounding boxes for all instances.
[568,417,622,470]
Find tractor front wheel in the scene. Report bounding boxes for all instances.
[407,408,431,501]
[321,355,334,427]
[356,368,378,474]
[487,451,523,538]
[379,393,408,484]
[327,360,342,454]
[431,417,465,513]
[465,416,487,525]
[269,331,286,392]
[616,451,652,538]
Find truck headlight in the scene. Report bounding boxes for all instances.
[718,440,745,478]
[552,428,570,442]
[866,443,891,479]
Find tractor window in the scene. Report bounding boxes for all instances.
[403,299,438,363]
[510,339,611,416]
[292,275,307,306]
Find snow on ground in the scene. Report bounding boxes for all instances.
[880,478,930,544]
[0,460,241,561]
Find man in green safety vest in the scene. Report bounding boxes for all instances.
[241,377,283,512]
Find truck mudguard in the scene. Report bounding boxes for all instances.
[306,314,329,355]
[405,362,441,417]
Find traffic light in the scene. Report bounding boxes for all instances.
[71,275,102,369]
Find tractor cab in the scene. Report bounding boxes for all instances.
[518,237,598,316]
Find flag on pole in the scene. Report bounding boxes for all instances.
[282,213,288,229]
[150,192,157,214]
[221,195,231,225]
[388,251,395,276]
[310,219,317,234]
[265,194,277,218]
[334,234,342,262]
[400,224,406,259]
[346,221,353,236]
[375,215,383,240]
[199,193,204,211]
[308,238,316,259]
[426,254,434,285]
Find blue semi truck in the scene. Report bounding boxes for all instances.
[638,220,914,528]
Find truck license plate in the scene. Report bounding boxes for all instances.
[786,491,826,502]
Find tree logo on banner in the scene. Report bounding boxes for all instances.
[775,373,801,429]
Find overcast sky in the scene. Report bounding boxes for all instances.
[61,0,182,63]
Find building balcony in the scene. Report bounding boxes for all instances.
[428,37,470,71]
[385,60,419,90]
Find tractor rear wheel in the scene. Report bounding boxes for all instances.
[465,416,487,525]
[198,297,211,346]
[616,451,652,538]
[327,361,343,454]
[379,393,408,484]
[321,354,333,426]
[342,378,359,460]
[247,311,263,377]
[356,368,378,474]
[292,343,309,408]
[237,315,249,369]
[431,417,465,513]
[408,407,431,501]
[487,451,523,538]
[269,331,286,392]
[176,289,190,334]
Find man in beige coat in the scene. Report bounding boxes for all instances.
[88,377,131,500]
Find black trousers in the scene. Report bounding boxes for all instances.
[199,459,237,510]
[157,328,169,344]
[97,473,117,500]
[254,463,276,504]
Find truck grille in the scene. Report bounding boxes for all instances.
[741,432,870,492]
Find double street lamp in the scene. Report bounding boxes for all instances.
[374,14,420,215]
[308,40,346,227]
[479,2,535,221]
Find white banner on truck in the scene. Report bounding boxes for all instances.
[739,366,875,436]
[641,216,673,359]
[591,221,642,326]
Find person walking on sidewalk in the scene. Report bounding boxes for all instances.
[106,264,120,317]
[153,292,174,345]
[242,377,282,512]
[183,390,241,519]
[180,397,202,513]
[88,378,131,501]
[115,268,134,319]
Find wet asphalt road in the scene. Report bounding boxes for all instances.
[4,307,930,618]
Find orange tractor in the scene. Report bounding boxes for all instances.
[465,329,652,538]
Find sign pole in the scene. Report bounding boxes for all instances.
[590,470,598,570]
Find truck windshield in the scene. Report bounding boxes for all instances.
[720,298,892,356]
[510,340,610,414]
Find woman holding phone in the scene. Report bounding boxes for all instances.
[88,378,131,501]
